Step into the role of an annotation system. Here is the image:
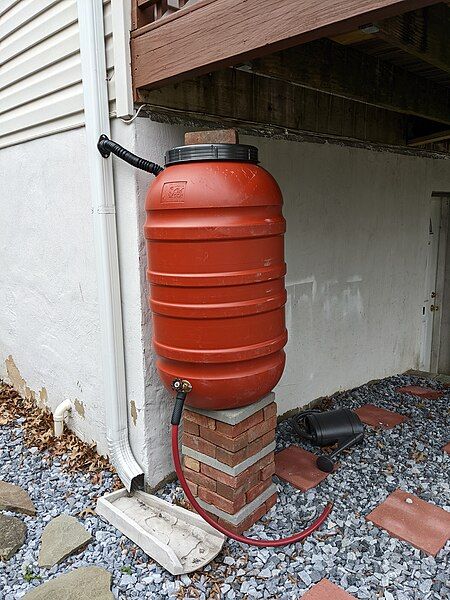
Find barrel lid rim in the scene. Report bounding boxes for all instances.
[165,143,259,166]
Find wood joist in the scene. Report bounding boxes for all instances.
[140,67,413,147]
[374,3,450,75]
[244,38,450,126]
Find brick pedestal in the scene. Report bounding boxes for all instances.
[182,394,277,534]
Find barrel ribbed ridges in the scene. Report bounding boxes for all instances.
[145,160,287,410]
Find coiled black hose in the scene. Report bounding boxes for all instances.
[97,134,164,176]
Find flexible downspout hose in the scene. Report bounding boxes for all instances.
[171,395,333,547]
[97,135,164,176]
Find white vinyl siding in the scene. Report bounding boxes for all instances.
[0,0,117,149]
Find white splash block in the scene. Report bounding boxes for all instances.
[96,489,225,575]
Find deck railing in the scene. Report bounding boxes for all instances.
[132,0,201,29]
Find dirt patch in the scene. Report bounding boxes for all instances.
[74,399,85,418]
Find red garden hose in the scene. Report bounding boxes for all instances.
[171,423,333,547]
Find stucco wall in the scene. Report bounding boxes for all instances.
[253,137,450,410]
[0,128,108,452]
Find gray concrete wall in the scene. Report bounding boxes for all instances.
[251,137,450,409]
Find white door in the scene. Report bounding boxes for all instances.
[419,198,442,371]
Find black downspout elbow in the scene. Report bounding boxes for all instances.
[97,134,164,176]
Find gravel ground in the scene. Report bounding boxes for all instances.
[0,373,449,599]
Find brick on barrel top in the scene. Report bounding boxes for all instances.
[182,394,278,534]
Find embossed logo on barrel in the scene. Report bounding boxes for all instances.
[161,181,187,203]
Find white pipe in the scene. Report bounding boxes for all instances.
[77,0,144,491]
[53,399,72,437]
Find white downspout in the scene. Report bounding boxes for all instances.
[76,0,144,491]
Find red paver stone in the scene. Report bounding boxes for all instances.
[443,442,450,454]
[355,404,408,428]
[366,489,450,556]
[301,579,356,599]
[396,385,444,400]
[275,446,333,492]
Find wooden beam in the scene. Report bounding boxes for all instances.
[408,129,450,146]
[375,4,450,74]
[244,38,450,125]
[131,0,438,90]
[139,68,409,146]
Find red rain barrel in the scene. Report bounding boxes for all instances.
[144,143,287,410]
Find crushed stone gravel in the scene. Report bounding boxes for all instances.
[0,373,449,599]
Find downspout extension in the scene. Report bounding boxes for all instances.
[77,0,144,491]
[53,399,72,437]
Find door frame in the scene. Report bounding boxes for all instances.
[430,194,449,373]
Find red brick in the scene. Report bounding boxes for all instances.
[215,500,269,534]
[183,456,200,472]
[200,463,254,489]
[216,409,264,438]
[215,519,247,535]
[200,426,249,452]
[216,430,275,467]
[183,420,200,435]
[184,409,216,430]
[198,487,246,515]
[187,481,198,495]
[247,415,277,443]
[185,129,238,145]
[216,445,246,467]
[182,432,216,458]
[216,472,259,501]
[257,451,275,470]
[260,458,275,481]
[184,467,216,492]
[258,429,276,448]
[200,452,274,489]
[246,478,272,503]
[265,492,277,511]
[263,402,277,420]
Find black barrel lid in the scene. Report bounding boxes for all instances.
[165,143,258,166]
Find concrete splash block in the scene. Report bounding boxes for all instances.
[96,489,225,575]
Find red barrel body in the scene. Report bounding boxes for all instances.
[145,145,287,409]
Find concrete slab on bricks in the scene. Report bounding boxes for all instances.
[187,394,274,425]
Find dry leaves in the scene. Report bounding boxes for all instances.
[0,380,120,486]
[411,450,427,463]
